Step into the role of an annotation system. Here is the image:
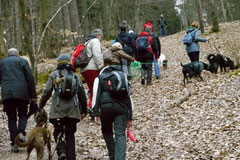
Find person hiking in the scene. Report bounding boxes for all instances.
[116,25,136,80]
[39,54,87,160]
[121,20,131,32]
[0,48,37,153]
[144,20,154,32]
[129,30,139,41]
[158,14,167,36]
[92,62,133,160]
[185,21,210,62]
[80,29,104,111]
[136,27,158,85]
[111,42,135,66]
[146,26,161,79]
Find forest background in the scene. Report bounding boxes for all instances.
[0,0,239,82]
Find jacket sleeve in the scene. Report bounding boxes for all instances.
[118,50,135,62]
[92,77,102,116]
[39,73,54,108]
[23,60,37,99]
[194,30,206,42]
[91,39,104,70]
[76,75,87,114]
[129,35,136,53]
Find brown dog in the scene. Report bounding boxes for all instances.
[15,109,52,160]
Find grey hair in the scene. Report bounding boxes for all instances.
[7,48,19,56]
[145,26,152,33]
[91,29,103,36]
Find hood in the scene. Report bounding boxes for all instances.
[111,42,122,51]
[118,31,128,38]
[139,32,150,36]
[86,35,97,42]
[99,65,122,75]
[186,26,196,33]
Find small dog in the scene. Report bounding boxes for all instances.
[158,54,168,70]
[15,109,52,160]
[207,54,234,73]
[181,61,209,85]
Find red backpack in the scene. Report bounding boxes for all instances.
[72,44,85,67]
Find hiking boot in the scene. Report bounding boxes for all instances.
[11,145,19,153]
[58,153,67,160]
[18,133,26,142]
[141,79,145,85]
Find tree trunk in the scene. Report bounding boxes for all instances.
[220,0,227,22]
[196,0,204,33]
[210,0,219,33]
[0,24,7,60]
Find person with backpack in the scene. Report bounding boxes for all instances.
[184,21,210,62]
[116,25,136,80]
[136,27,158,85]
[80,29,104,110]
[92,62,133,160]
[39,54,87,160]
[0,48,37,153]
[144,20,154,32]
[158,14,167,36]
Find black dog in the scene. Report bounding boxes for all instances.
[207,54,234,73]
[181,61,209,85]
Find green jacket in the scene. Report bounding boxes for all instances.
[39,69,87,121]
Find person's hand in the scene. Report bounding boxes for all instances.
[81,113,86,119]
[206,37,211,41]
[95,116,101,126]
[128,120,133,129]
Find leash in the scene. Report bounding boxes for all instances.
[131,61,143,78]
[208,41,221,54]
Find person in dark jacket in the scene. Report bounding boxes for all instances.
[185,21,210,62]
[116,25,136,80]
[0,48,37,153]
[158,14,167,36]
[136,28,158,85]
[39,54,87,160]
[129,30,139,41]
[92,65,133,160]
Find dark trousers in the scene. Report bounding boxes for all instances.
[50,117,79,160]
[100,105,128,160]
[140,58,153,85]
[188,51,200,62]
[4,99,28,146]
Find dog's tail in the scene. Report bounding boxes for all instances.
[207,54,215,62]
[15,135,34,148]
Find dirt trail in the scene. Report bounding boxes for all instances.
[1,21,240,159]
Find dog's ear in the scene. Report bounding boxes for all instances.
[181,62,184,67]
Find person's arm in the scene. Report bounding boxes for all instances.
[39,73,54,108]
[76,75,87,115]
[23,59,37,100]
[118,50,135,62]
[92,77,102,125]
[194,30,207,42]
[91,39,104,70]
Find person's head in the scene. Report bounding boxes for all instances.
[145,26,152,33]
[7,48,19,56]
[91,29,103,42]
[120,26,127,32]
[146,20,151,23]
[57,53,71,64]
[160,14,164,18]
[191,21,200,29]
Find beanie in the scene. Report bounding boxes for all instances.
[57,54,71,64]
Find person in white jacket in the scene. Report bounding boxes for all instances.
[81,29,104,109]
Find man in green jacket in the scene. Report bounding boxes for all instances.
[39,54,87,160]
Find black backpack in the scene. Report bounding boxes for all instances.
[54,70,78,100]
[137,36,150,52]
[106,71,129,99]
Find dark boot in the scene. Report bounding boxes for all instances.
[57,141,66,160]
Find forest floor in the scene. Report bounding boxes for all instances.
[0,20,240,160]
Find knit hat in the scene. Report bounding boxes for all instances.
[57,54,71,64]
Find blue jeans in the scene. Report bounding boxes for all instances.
[161,26,167,36]
[4,99,28,146]
[153,55,160,78]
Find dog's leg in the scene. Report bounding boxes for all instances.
[26,146,34,160]
[36,142,45,160]
[199,74,203,81]
[47,139,52,160]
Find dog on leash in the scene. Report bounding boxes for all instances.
[207,54,234,73]
[158,54,168,70]
[15,109,52,160]
[181,61,209,85]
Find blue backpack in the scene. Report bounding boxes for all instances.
[183,32,193,45]
[137,36,150,52]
